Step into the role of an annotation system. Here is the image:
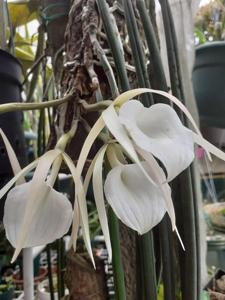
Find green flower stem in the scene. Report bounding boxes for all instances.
[137,232,157,300]
[136,239,145,300]
[122,0,153,107]
[177,170,197,300]
[96,0,130,91]
[190,164,201,299]
[108,207,126,300]
[0,93,73,114]
[158,217,176,300]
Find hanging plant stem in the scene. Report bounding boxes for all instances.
[37,109,45,156]
[190,165,201,299]
[177,169,197,300]
[47,245,55,300]
[158,0,182,100]
[108,207,126,300]
[23,54,46,85]
[133,2,176,298]
[136,0,168,92]
[0,93,74,114]
[122,0,153,107]
[159,1,199,300]
[57,238,65,298]
[26,24,45,103]
[0,0,6,50]
[158,217,176,300]
[137,232,157,300]
[136,239,145,300]
[96,0,130,91]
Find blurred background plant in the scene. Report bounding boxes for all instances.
[195,0,225,44]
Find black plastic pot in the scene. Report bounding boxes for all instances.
[192,42,225,128]
[0,50,27,220]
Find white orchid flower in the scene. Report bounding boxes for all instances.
[1,149,73,262]
[0,126,95,266]
[2,87,225,267]
[69,88,225,254]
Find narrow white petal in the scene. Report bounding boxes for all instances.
[193,132,225,161]
[4,182,72,249]
[62,153,95,268]
[0,160,38,200]
[104,163,167,234]
[92,144,112,261]
[0,128,25,184]
[119,101,194,181]
[68,199,80,251]
[80,145,112,260]
[83,149,100,196]
[76,117,105,190]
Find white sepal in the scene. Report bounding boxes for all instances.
[92,144,112,261]
[0,128,25,184]
[62,153,95,268]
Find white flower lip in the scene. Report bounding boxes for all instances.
[119,100,195,181]
[104,162,167,234]
[3,181,73,248]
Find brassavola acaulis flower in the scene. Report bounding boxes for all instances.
[4,181,72,248]
[0,124,95,266]
[1,149,73,262]
[70,88,225,253]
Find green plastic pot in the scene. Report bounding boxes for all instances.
[192,42,225,128]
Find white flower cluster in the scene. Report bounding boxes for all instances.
[1,88,224,266]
